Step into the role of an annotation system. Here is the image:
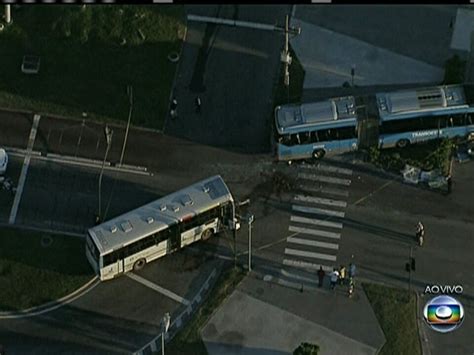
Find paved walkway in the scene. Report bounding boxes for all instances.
[290,19,443,89]
[202,276,385,355]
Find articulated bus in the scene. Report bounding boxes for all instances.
[86,175,240,281]
[274,84,474,162]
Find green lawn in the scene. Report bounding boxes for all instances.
[165,265,245,355]
[363,283,421,355]
[0,228,93,312]
[0,5,185,129]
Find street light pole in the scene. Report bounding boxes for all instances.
[98,125,113,222]
[119,85,133,166]
[247,214,254,271]
[161,312,171,355]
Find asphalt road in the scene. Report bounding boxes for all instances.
[165,5,290,153]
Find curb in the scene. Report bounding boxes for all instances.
[133,265,221,355]
[0,276,99,319]
[0,221,85,238]
[6,146,152,176]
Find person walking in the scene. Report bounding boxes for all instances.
[170,97,178,119]
[195,96,202,114]
[317,266,325,288]
[348,262,356,282]
[330,268,339,290]
[339,265,346,285]
[446,174,452,194]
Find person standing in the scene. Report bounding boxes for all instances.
[446,174,452,194]
[317,266,325,288]
[195,96,202,114]
[330,268,339,290]
[339,265,346,285]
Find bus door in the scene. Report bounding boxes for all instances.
[358,116,379,149]
[169,224,181,251]
[116,254,124,275]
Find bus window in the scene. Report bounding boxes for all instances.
[467,114,473,125]
[451,114,465,127]
[311,131,319,143]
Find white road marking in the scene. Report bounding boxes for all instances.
[298,172,351,186]
[285,248,337,261]
[283,259,333,272]
[287,237,339,250]
[291,215,343,229]
[294,194,347,208]
[289,225,341,239]
[299,184,350,197]
[126,273,191,306]
[299,164,353,175]
[9,114,41,224]
[293,204,345,218]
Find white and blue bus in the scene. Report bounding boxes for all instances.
[86,175,240,281]
[377,85,474,148]
[274,85,474,162]
[274,96,359,161]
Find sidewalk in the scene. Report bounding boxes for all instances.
[201,275,385,355]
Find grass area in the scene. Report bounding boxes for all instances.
[165,265,245,355]
[368,138,455,176]
[0,227,93,311]
[443,55,466,84]
[0,5,185,128]
[363,283,421,355]
[273,45,305,107]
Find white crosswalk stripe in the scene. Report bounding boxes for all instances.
[298,172,351,186]
[289,225,341,239]
[283,259,333,272]
[291,215,343,229]
[292,205,345,218]
[294,194,347,208]
[285,248,337,261]
[299,164,353,176]
[287,237,339,250]
[299,184,350,197]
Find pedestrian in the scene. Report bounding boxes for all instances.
[195,96,201,114]
[170,97,178,119]
[339,265,346,285]
[446,175,452,194]
[330,268,339,290]
[317,266,325,288]
[348,262,356,281]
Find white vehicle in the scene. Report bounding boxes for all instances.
[86,175,240,281]
[0,149,8,175]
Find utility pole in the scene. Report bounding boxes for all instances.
[351,64,356,87]
[278,15,301,103]
[119,85,133,166]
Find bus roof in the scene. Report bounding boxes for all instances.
[376,85,470,120]
[275,96,357,134]
[88,175,234,255]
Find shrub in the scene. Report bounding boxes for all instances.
[293,342,320,355]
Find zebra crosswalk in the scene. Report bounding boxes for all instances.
[279,162,352,289]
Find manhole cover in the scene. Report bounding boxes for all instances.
[41,235,53,248]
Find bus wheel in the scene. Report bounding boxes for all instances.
[312,149,325,160]
[133,258,146,271]
[396,139,410,148]
[201,229,214,241]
